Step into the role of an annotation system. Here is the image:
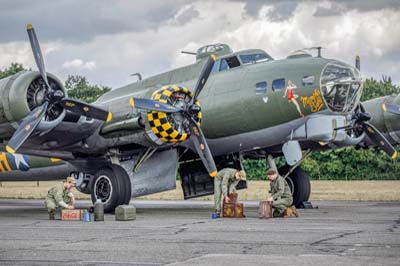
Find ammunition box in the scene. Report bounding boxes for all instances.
[115,205,136,221]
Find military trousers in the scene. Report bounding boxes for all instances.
[272,197,293,215]
[214,178,223,213]
[44,196,72,213]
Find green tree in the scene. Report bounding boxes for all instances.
[0,63,26,79]
[64,75,111,103]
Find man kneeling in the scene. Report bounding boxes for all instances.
[44,176,76,220]
[266,169,299,218]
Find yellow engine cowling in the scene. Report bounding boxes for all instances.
[144,85,201,145]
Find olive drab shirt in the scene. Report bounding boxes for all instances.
[46,182,72,208]
[215,168,239,197]
[269,175,292,201]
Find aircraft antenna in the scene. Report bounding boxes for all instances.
[181,51,196,55]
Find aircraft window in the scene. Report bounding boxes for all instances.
[240,54,271,64]
[302,75,315,86]
[256,81,267,95]
[219,56,241,72]
[272,78,285,91]
[211,60,221,73]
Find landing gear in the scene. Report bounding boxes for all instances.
[91,165,131,213]
[279,165,311,208]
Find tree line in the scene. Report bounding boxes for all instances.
[1,63,399,180]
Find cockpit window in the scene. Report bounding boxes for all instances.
[239,54,272,64]
[320,62,362,113]
[219,56,241,72]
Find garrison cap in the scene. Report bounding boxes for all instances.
[66,176,77,184]
[266,169,278,176]
[238,170,246,180]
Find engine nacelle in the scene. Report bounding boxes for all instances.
[0,71,65,123]
[363,94,400,144]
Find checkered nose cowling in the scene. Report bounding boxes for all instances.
[146,85,201,144]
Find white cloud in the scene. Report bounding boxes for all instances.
[1,0,399,86]
[62,59,96,70]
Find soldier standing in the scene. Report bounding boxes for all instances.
[44,176,76,220]
[266,169,299,218]
[214,168,246,217]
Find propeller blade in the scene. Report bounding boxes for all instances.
[26,24,51,89]
[60,98,112,122]
[6,102,48,154]
[192,55,216,103]
[363,122,398,159]
[129,97,181,113]
[189,119,217,177]
[382,102,400,115]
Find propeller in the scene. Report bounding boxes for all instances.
[5,24,112,154]
[129,55,218,176]
[346,103,397,159]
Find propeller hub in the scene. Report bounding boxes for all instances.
[188,105,201,116]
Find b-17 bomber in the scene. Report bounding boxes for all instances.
[0,25,399,212]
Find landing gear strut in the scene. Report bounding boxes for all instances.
[91,164,131,213]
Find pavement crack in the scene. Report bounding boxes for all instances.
[310,230,363,246]
[387,217,400,233]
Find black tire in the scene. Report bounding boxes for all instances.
[278,165,311,207]
[91,167,119,213]
[112,165,132,205]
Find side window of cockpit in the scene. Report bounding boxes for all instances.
[219,56,241,72]
[272,78,285,91]
[302,75,315,86]
[256,81,267,95]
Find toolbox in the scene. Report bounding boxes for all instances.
[61,209,84,221]
[115,205,136,221]
[258,200,272,219]
[223,202,244,218]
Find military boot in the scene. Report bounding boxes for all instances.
[290,206,299,217]
[283,207,293,218]
[49,211,55,220]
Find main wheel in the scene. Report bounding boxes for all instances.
[278,165,311,207]
[91,165,131,213]
[112,165,132,205]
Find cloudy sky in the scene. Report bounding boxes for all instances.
[1,0,399,88]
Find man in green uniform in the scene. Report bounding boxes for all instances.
[44,176,76,220]
[266,169,299,218]
[214,168,246,217]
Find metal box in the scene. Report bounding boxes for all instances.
[115,205,136,221]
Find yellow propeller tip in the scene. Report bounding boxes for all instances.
[26,24,33,30]
[211,54,217,61]
[129,98,135,108]
[209,170,218,177]
[6,146,15,154]
[50,158,61,163]
[392,151,398,159]
[382,103,387,112]
[106,112,113,122]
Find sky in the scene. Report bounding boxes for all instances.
[0,0,399,88]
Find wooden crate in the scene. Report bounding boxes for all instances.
[61,209,84,221]
[258,201,272,219]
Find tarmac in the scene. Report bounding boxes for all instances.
[0,199,399,266]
